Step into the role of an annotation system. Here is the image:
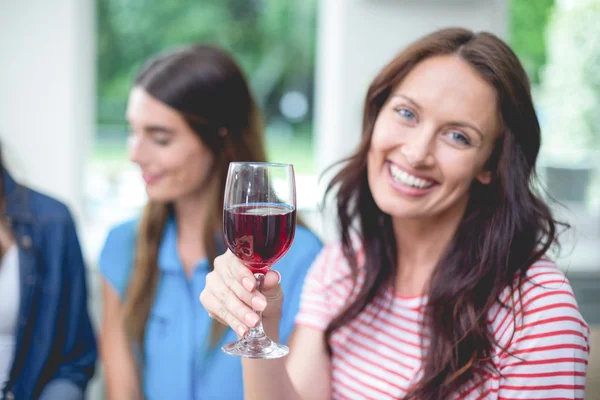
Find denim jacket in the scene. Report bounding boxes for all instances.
[1,169,96,400]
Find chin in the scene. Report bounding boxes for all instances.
[380,205,422,220]
[373,195,428,219]
[145,188,177,203]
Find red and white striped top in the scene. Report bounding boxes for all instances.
[295,242,590,399]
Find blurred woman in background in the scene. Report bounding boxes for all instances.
[99,45,322,400]
[0,149,97,400]
[201,28,590,399]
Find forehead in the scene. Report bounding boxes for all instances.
[393,55,499,134]
[126,87,183,125]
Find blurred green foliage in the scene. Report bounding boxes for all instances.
[97,0,317,126]
[540,0,600,154]
[509,0,555,84]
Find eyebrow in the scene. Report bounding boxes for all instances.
[125,115,176,135]
[144,125,175,135]
[391,93,485,140]
[391,94,422,110]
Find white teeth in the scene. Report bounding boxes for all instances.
[389,164,434,189]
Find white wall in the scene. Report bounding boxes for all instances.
[0,0,95,223]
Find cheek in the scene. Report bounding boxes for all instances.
[368,122,397,165]
[370,117,395,150]
[160,151,189,177]
[438,150,484,187]
[177,148,213,184]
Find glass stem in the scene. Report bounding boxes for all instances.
[246,273,267,340]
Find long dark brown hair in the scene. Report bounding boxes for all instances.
[123,45,268,346]
[325,28,562,399]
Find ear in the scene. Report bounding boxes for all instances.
[475,169,492,185]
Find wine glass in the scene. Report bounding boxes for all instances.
[222,162,297,358]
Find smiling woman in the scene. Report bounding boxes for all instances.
[98,45,323,400]
[201,27,590,400]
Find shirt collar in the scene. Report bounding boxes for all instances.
[157,215,210,273]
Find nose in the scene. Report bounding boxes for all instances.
[128,133,146,164]
[400,127,435,168]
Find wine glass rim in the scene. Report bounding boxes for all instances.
[229,161,293,168]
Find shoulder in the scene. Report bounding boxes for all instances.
[19,187,81,249]
[316,238,364,282]
[23,186,73,224]
[103,219,139,247]
[302,238,365,298]
[100,218,139,262]
[490,259,589,350]
[294,239,365,331]
[98,218,140,298]
[4,172,71,225]
[517,259,583,320]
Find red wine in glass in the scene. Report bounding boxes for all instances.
[224,204,296,274]
[221,162,296,359]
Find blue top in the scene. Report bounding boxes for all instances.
[1,169,97,400]
[99,216,322,400]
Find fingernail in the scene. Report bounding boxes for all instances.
[242,277,254,292]
[245,312,259,327]
[252,297,267,311]
[237,325,247,337]
[274,270,281,284]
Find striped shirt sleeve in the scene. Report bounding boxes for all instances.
[496,262,590,399]
[295,242,356,331]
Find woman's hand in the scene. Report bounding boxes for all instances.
[200,251,284,337]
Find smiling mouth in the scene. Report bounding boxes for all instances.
[388,163,436,189]
[142,172,162,184]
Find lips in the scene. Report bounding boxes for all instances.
[142,172,162,185]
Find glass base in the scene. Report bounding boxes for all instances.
[222,335,289,359]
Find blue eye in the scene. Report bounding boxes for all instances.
[449,131,470,146]
[395,108,416,120]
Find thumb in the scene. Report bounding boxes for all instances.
[261,270,282,299]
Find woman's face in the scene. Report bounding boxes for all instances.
[367,55,500,223]
[126,87,215,203]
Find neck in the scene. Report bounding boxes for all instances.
[174,193,209,241]
[392,199,468,296]
[172,185,217,275]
